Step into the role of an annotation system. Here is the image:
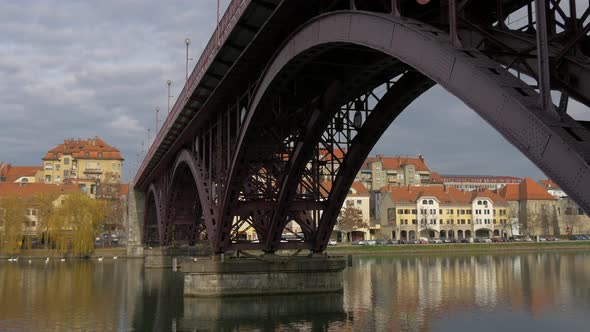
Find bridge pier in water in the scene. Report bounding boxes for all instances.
[182,254,346,297]
[144,245,212,269]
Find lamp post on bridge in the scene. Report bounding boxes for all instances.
[155,106,160,135]
[167,80,173,113]
[147,128,151,148]
[185,38,191,83]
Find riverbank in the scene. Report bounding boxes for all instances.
[0,247,127,259]
[326,241,590,255]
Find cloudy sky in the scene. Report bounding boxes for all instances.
[0,0,587,182]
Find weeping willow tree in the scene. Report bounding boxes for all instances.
[51,192,107,256]
[34,191,59,252]
[0,195,25,255]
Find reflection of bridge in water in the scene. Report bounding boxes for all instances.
[130,0,590,254]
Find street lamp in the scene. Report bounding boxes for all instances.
[185,38,192,83]
[155,107,160,134]
[166,80,173,113]
[147,128,151,147]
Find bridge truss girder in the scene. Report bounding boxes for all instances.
[141,5,590,253]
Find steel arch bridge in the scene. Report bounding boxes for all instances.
[134,0,590,254]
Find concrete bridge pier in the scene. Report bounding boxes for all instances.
[182,255,346,297]
[144,244,212,269]
[126,188,144,258]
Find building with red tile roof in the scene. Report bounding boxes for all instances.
[357,154,432,190]
[375,185,512,241]
[41,137,123,193]
[495,178,590,236]
[538,179,567,198]
[441,174,522,191]
[0,183,79,199]
[322,181,371,242]
[0,163,43,183]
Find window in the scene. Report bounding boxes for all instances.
[578,208,584,215]
[64,170,70,178]
[55,176,60,183]
[64,158,69,165]
[356,200,362,205]
[428,200,433,204]
[45,175,51,183]
[404,209,410,214]
[44,163,52,170]
[411,209,417,214]
[398,209,404,215]
[467,209,472,214]
[484,209,490,214]
[412,219,417,224]
[98,152,103,158]
[477,200,482,205]
[55,164,61,171]
[439,209,443,214]
[85,152,89,157]
[388,208,396,222]
[112,163,116,170]
[422,200,428,204]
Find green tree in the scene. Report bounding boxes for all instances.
[34,191,59,251]
[0,195,25,254]
[53,192,107,256]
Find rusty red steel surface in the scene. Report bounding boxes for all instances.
[135,0,590,253]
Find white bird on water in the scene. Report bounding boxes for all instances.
[113,256,118,260]
[98,257,104,262]
[60,258,66,262]
[45,257,50,264]
[13,257,18,262]
[8,258,13,262]
[28,260,32,264]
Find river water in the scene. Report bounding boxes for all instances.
[1,252,590,331]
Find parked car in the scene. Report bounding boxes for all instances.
[328,240,337,246]
[365,240,377,246]
[491,237,504,243]
[545,236,558,241]
[431,238,442,244]
[387,239,399,245]
[461,238,472,243]
[440,238,452,243]
[538,236,547,242]
[419,237,429,244]
[375,239,388,245]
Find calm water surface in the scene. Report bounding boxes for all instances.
[1,252,590,331]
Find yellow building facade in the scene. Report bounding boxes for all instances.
[42,137,124,195]
[378,186,511,240]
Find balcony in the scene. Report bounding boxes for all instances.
[83,168,103,175]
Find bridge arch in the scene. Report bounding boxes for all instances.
[159,151,204,246]
[144,183,162,246]
[220,10,590,252]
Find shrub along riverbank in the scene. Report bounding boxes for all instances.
[326,241,590,255]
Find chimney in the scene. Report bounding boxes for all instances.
[418,154,423,161]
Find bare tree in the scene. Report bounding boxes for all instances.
[96,172,124,242]
[337,205,368,241]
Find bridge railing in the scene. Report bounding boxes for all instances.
[135,0,252,185]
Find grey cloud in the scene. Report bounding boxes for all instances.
[0,0,584,183]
